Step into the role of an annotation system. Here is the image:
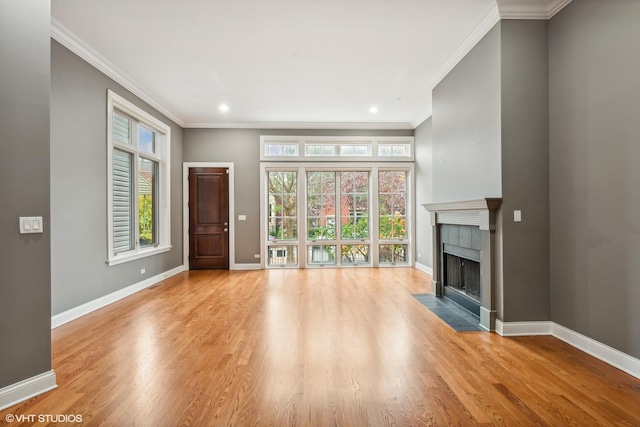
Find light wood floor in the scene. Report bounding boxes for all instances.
[3,268,640,426]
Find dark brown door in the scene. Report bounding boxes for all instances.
[189,167,229,269]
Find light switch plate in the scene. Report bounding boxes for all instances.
[238,215,247,221]
[514,210,522,223]
[20,216,44,234]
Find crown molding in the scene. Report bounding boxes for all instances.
[184,121,414,130]
[423,4,501,99]
[51,18,186,127]
[411,107,432,129]
[497,0,573,20]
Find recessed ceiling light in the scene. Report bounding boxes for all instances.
[370,106,378,113]
[219,104,229,112]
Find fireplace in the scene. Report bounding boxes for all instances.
[441,224,483,316]
[423,199,501,331]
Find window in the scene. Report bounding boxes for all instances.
[260,136,414,161]
[107,91,171,265]
[267,171,298,266]
[262,163,412,269]
[378,171,408,265]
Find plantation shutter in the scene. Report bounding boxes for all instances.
[113,148,134,254]
[113,111,130,145]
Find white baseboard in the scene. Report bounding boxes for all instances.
[496,320,640,379]
[232,263,262,270]
[495,320,553,336]
[0,370,57,411]
[552,323,640,379]
[414,262,433,276]
[51,265,185,329]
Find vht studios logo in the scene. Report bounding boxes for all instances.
[5,413,83,423]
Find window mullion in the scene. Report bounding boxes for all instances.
[299,167,307,268]
[371,166,380,267]
[132,122,140,250]
[335,172,342,266]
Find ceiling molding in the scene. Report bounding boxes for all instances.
[51,18,186,127]
[411,108,433,129]
[424,4,501,97]
[184,121,415,130]
[496,0,573,20]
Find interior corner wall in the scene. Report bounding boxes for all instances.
[549,0,640,358]
[431,20,552,323]
[0,0,52,387]
[431,23,502,202]
[499,20,550,322]
[183,128,414,264]
[414,118,433,270]
[50,40,184,316]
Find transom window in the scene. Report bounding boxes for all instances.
[107,91,171,266]
[261,136,413,161]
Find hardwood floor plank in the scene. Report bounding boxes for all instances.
[2,268,640,426]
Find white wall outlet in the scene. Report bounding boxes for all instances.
[238,215,247,221]
[254,254,260,259]
[514,210,522,223]
[141,268,146,274]
[19,216,44,234]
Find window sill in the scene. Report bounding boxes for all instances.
[107,245,172,266]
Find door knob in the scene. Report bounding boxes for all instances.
[224,222,228,226]
[224,228,228,232]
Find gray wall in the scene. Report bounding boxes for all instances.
[500,20,550,321]
[414,118,433,270]
[549,0,640,357]
[51,41,184,315]
[431,21,551,323]
[183,128,413,264]
[432,24,502,202]
[0,0,52,388]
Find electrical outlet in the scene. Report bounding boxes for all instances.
[141,268,146,274]
[254,254,260,259]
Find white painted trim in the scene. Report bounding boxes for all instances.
[0,371,57,411]
[424,4,501,94]
[107,90,172,266]
[260,135,415,162]
[495,321,640,379]
[497,0,572,20]
[547,0,573,18]
[232,263,262,271]
[411,108,433,129]
[415,262,433,276]
[184,121,414,130]
[552,323,640,380]
[182,163,235,270]
[51,265,184,329]
[51,19,185,127]
[495,320,553,336]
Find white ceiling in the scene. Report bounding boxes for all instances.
[51,0,569,129]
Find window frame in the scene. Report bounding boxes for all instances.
[107,90,171,266]
[260,135,414,162]
[260,162,414,269]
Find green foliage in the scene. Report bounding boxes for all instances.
[341,217,369,239]
[379,211,406,239]
[308,224,335,240]
[139,195,154,244]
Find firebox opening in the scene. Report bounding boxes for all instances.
[443,253,481,316]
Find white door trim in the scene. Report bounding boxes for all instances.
[183,162,235,270]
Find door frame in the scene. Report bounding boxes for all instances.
[183,162,235,270]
